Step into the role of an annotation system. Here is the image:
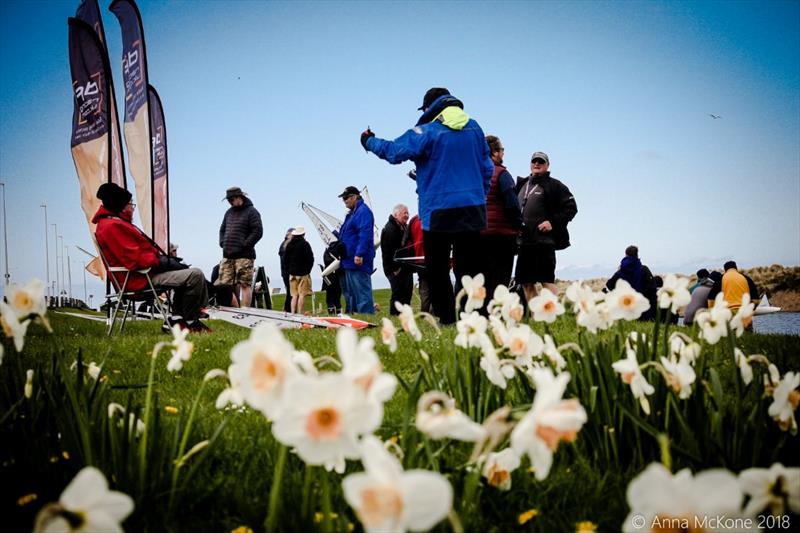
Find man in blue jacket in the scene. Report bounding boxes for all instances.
[337,186,376,314]
[361,87,494,324]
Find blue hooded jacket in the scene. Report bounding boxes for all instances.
[366,95,494,232]
[339,198,375,273]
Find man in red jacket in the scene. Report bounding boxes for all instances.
[92,183,209,332]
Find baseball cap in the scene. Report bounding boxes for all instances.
[418,87,450,111]
[338,186,360,198]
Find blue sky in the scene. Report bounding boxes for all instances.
[1,0,798,304]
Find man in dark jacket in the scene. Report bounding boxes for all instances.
[479,135,522,308]
[361,87,494,324]
[278,227,294,312]
[284,226,314,314]
[218,186,263,307]
[381,203,412,315]
[515,151,577,302]
[605,245,656,321]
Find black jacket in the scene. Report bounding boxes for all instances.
[515,172,577,248]
[219,198,263,259]
[285,236,314,276]
[380,215,406,277]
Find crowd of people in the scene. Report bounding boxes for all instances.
[92,86,760,332]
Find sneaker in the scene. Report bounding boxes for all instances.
[163,316,188,333]
[187,320,212,333]
[198,310,210,319]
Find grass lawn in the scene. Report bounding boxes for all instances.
[3,287,799,532]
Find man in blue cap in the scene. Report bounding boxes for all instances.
[360,87,494,324]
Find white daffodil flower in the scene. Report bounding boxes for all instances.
[34,466,133,533]
[24,369,34,399]
[454,311,489,349]
[479,347,516,389]
[668,333,701,365]
[624,462,749,533]
[166,324,194,373]
[767,371,800,434]
[415,391,486,442]
[660,355,696,399]
[488,315,510,347]
[337,328,398,428]
[107,402,145,437]
[505,324,544,367]
[657,274,691,313]
[605,280,650,321]
[395,303,422,342]
[528,288,565,324]
[461,273,487,313]
[612,348,655,414]
[481,448,521,491]
[739,462,800,516]
[5,278,47,319]
[487,285,525,324]
[215,366,245,410]
[734,348,754,385]
[381,318,398,353]
[730,293,756,337]
[271,372,379,472]
[1,301,30,353]
[87,362,103,381]
[542,334,567,372]
[228,322,299,418]
[510,368,587,480]
[343,435,453,533]
[576,300,612,334]
[695,293,732,345]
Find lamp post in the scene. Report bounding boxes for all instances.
[82,260,87,303]
[0,182,9,285]
[58,235,64,304]
[51,224,59,306]
[66,244,73,301]
[41,204,50,301]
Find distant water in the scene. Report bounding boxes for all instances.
[753,312,800,336]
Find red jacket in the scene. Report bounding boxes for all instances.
[92,206,161,292]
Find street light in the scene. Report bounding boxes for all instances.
[51,223,59,306]
[41,204,50,300]
[0,182,9,285]
[66,244,73,301]
[58,234,64,304]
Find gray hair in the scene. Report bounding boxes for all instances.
[392,204,408,216]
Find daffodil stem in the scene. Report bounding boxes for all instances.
[169,380,207,513]
[320,468,333,533]
[139,342,165,493]
[265,444,288,533]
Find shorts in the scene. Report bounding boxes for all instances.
[289,275,312,297]
[515,244,556,284]
[218,258,255,286]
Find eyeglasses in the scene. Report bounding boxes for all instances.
[342,195,354,201]
[498,147,505,152]
[128,202,136,208]
[531,158,547,165]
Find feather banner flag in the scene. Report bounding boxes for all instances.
[68,17,114,241]
[75,0,125,188]
[110,0,154,236]
[148,84,169,251]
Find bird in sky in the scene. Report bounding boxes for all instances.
[709,114,722,119]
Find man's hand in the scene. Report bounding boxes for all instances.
[537,220,552,232]
[354,256,363,266]
[360,128,375,150]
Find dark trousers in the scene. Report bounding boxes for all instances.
[387,271,413,315]
[282,274,292,312]
[477,235,517,307]
[325,276,342,314]
[423,230,481,325]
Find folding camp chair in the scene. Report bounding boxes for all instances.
[92,235,170,335]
